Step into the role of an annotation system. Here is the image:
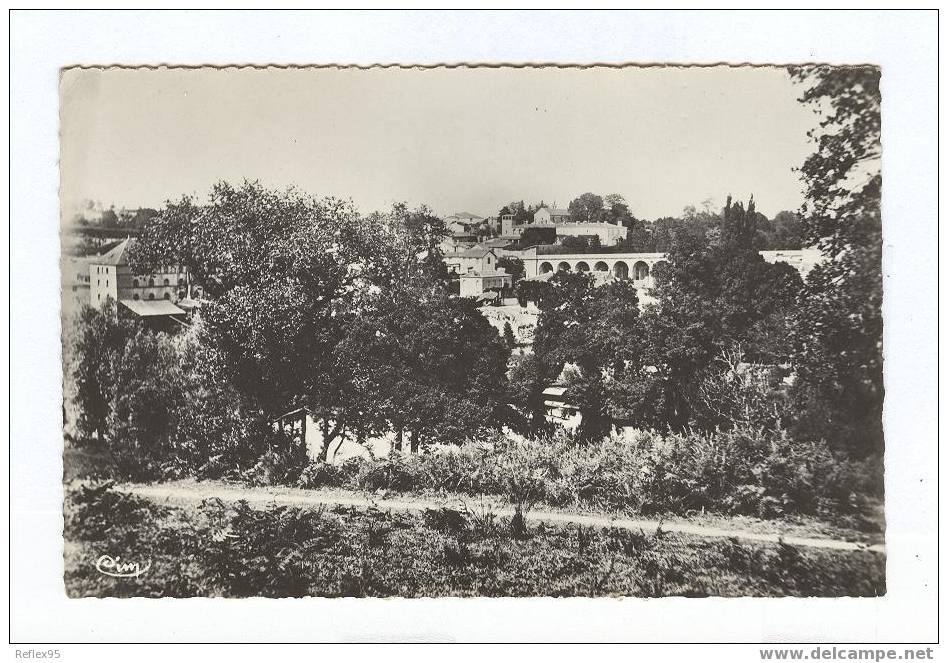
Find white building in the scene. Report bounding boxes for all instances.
[533,206,572,224]
[445,247,499,275]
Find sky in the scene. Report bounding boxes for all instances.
[60,65,818,222]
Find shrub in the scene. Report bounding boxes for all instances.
[240,434,311,487]
[294,427,881,527]
[64,483,886,598]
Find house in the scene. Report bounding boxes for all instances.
[84,238,205,327]
[445,246,499,275]
[525,204,627,246]
[444,212,485,230]
[61,256,93,316]
[542,385,581,430]
[459,269,512,298]
[88,238,198,307]
[554,222,627,245]
[533,206,571,224]
[440,237,476,256]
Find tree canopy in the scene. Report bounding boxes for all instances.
[788,65,883,456]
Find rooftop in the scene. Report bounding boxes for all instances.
[461,268,509,279]
[119,299,186,317]
[458,247,496,258]
[92,238,132,266]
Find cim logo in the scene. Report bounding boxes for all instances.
[95,554,151,578]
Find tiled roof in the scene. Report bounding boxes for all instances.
[93,238,132,266]
[459,247,495,258]
[119,299,185,317]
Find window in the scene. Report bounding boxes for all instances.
[132,278,139,288]
[149,278,155,287]
[164,293,171,300]
[148,293,155,300]
[133,294,140,301]
[163,278,170,286]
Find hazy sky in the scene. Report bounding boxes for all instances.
[60,65,818,221]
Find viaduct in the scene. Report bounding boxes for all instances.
[516,247,822,285]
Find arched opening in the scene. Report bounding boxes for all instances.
[633,261,650,280]
[613,261,629,280]
[163,278,170,286]
[163,292,171,300]
[539,262,554,274]
[594,261,609,272]
[148,277,155,287]
[178,277,186,285]
[575,261,590,272]
[557,261,571,272]
[132,278,139,288]
[147,293,155,300]
[132,294,140,301]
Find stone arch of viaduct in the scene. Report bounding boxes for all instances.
[520,249,820,282]
[526,252,670,283]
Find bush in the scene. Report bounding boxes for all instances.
[295,427,881,527]
[64,483,885,598]
[240,434,311,487]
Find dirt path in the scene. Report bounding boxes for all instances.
[119,480,885,554]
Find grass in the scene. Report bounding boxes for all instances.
[64,482,885,598]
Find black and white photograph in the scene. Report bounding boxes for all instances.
[58,62,885,599]
[8,8,939,647]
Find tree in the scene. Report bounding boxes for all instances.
[507,351,553,435]
[624,223,654,252]
[68,300,133,441]
[131,181,405,451]
[531,272,643,441]
[335,285,511,452]
[560,236,590,251]
[603,193,635,229]
[107,327,187,479]
[567,192,604,223]
[619,197,802,430]
[502,321,516,349]
[496,256,525,283]
[504,200,535,226]
[386,202,448,255]
[519,226,556,246]
[788,65,883,457]
[755,210,803,250]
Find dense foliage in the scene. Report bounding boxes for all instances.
[70,183,513,479]
[64,483,884,598]
[298,429,882,529]
[788,65,884,457]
